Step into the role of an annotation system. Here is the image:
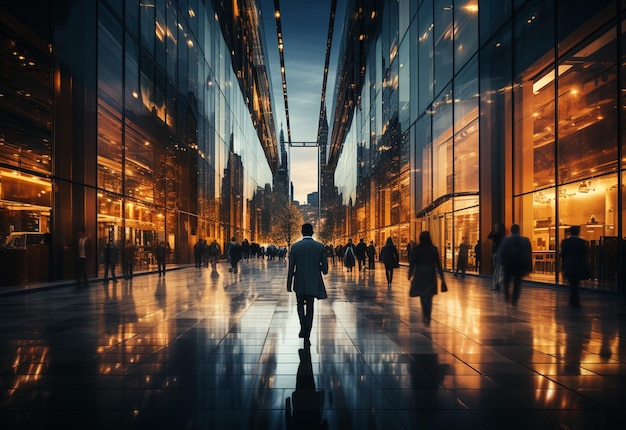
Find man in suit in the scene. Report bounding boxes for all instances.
[560,225,588,307]
[287,223,329,346]
[498,223,532,306]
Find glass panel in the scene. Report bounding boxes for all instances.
[557,26,618,183]
[479,0,512,45]
[418,2,434,115]
[517,188,555,282]
[454,59,479,194]
[0,22,53,175]
[97,103,123,194]
[454,0,478,74]
[434,0,453,95]
[514,66,555,194]
[559,174,618,291]
[513,0,554,78]
[432,84,453,198]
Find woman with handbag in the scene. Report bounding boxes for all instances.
[408,231,447,325]
[379,237,400,288]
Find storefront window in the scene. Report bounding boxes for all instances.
[557,26,617,184]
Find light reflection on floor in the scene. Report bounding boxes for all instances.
[0,258,624,429]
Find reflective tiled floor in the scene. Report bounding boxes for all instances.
[0,259,624,429]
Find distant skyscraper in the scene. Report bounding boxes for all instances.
[274,124,290,198]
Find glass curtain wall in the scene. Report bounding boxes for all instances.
[512,1,619,291]
[94,0,273,277]
[0,0,275,286]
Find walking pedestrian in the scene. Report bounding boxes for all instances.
[366,241,376,270]
[408,231,446,325]
[75,228,92,288]
[498,224,532,306]
[123,239,136,280]
[227,237,242,273]
[355,238,367,271]
[488,223,506,289]
[103,239,119,283]
[455,237,470,277]
[194,239,204,268]
[560,225,589,307]
[155,241,167,277]
[343,239,356,272]
[287,223,328,347]
[209,239,221,270]
[379,237,399,288]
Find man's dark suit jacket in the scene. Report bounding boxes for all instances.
[287,237,328,299]
[560,235,588,278]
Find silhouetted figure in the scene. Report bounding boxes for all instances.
[408,231,446,325]
[560,225,588,307]
[155,241,167,277]
[287,223,328,346]
[366,241,376,270]
[285,348,327,429]
[474,239,481,272]
[343,239,356,272]
[75,228,92,288]
[103,239,119,283]
[379,237,399,288]
[194,239,204,268]
[227,237,242,273]
[355,238,367,271]
[123,239,136,280]
[488,223,506,290]
[208,239,221,270]
[455,237,470,277]
[498,223,532,306]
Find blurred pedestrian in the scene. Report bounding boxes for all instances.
[379,237,399,288]
[75,228,92,288]
[155,241,167,277]
[455,237,470,277]
[227,237,242,273]
[366,241,376,270]
[488,223,506,290]
[408,231,446,325]
[560,225,589,307]
[123,239,136,280]
[343,239,356,272]
[103,239,119,283]
[498,224,532,306]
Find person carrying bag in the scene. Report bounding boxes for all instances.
[408,231,447,325]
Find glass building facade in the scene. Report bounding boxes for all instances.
[0,0,277,286]
[327,0,625,294]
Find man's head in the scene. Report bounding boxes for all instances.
[301,223,314,236]
[510,224,520,234]
[570,225,580,236]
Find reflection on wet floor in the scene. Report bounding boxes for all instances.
[0,258,624,429]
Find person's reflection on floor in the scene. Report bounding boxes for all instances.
[103,284,120,336]
[155,277,166,308]
[285,347,327,430]
[556,306,592,375]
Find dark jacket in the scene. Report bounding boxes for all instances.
[380,244,399,267]
[560,235,588,278]
[498,234,532,276]
[287,237,328,298]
